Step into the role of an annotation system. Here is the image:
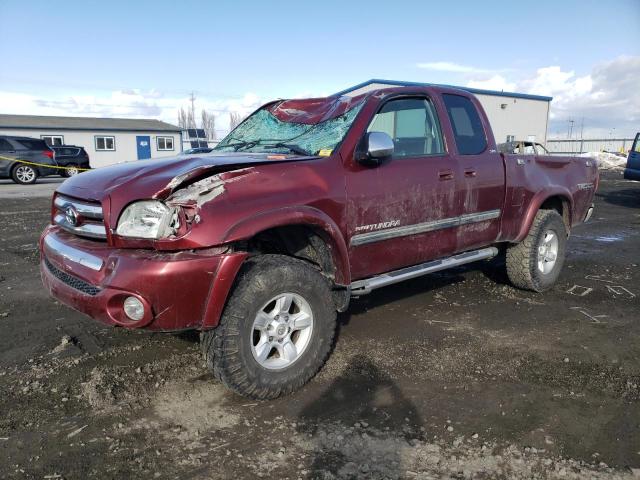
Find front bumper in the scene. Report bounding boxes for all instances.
[39,226,246,331]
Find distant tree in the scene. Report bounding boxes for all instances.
[186,109,196,130]
[177,107,189,130]
[201,109,217,141]
[229,112,244,131]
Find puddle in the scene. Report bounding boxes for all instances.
[573,232,629,243]
[593,234,625,243]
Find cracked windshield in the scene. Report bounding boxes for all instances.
[214,101,364,156]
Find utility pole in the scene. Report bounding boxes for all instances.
[190,92,196,114]
[579,117,584,154]
[189,91,196,129]
[568,119,574,140]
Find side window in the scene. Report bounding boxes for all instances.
[522,143,536,155]
[367,98,444,158]
[95,136,115,151]
[15,138,48,150]
[0,139,14,151]
[442,94,487,155]
[157,136,174,151]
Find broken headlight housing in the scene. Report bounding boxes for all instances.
[116,200,179,239]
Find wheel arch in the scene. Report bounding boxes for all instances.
[515,189,573,242]
[222,206,351,286]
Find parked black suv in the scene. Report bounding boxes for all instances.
[0,135,58,184]
[50,145,91,177]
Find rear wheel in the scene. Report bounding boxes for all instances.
[11,164,38,184]
[201,254,336,400]
[62,165,80,177]
[506,209,567,292]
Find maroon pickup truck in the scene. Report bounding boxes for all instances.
[40,85,598,399]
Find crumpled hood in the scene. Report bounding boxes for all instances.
[56,152,312,202]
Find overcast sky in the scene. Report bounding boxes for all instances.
[0,0,638,138]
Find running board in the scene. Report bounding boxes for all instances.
[350,247,499,296]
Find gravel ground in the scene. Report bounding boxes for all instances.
[0,172,639,479]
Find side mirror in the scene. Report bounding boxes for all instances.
[357,132,394,166]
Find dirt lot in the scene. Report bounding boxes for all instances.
[0,172,639,479]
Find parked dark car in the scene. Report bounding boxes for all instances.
[0,135,58,184]
[51,145,91,177]
[181,147,214,155]
[624,132,640,181]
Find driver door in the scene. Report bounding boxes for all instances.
[345,96,463,280]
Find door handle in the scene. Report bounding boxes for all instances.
[438,170,454,181]
[464,169,477,178]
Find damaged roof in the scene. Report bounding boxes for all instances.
[335,79,553,102]
[0,114,181,132]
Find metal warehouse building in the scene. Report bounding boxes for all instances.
[337,79,552,145]
[0,115,182,168]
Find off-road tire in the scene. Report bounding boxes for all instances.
[201,254,337,400]
[506,209,567,292]
[11,164,38,185]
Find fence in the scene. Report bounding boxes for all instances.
[546,138,635,155]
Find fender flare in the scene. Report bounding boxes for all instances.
[223,205,351,285]
[515,187,573,242]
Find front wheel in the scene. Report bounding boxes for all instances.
[11,164,38,184]
[201,255,337,400]
[505,209,567,292]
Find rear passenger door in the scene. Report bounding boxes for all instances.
[441,94,505,252]
[345,96,463,280]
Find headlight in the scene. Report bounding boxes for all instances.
[116,200,179,239]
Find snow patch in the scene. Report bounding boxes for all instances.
[579,151,627,171]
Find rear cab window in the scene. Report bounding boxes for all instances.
[442,94,487,155]
[367,97,444,158]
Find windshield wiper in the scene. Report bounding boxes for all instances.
[216,140,259,151]
[262,143,311,156]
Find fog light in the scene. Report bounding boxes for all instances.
[123,296,145,321]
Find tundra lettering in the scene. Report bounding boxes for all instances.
[40,84,599,399]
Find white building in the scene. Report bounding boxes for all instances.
[0,115,182,168]
[336,79,552,145]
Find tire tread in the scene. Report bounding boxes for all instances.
[201,255,336,400]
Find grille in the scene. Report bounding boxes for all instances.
[53,194,107,240]
[45,257,101,296]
